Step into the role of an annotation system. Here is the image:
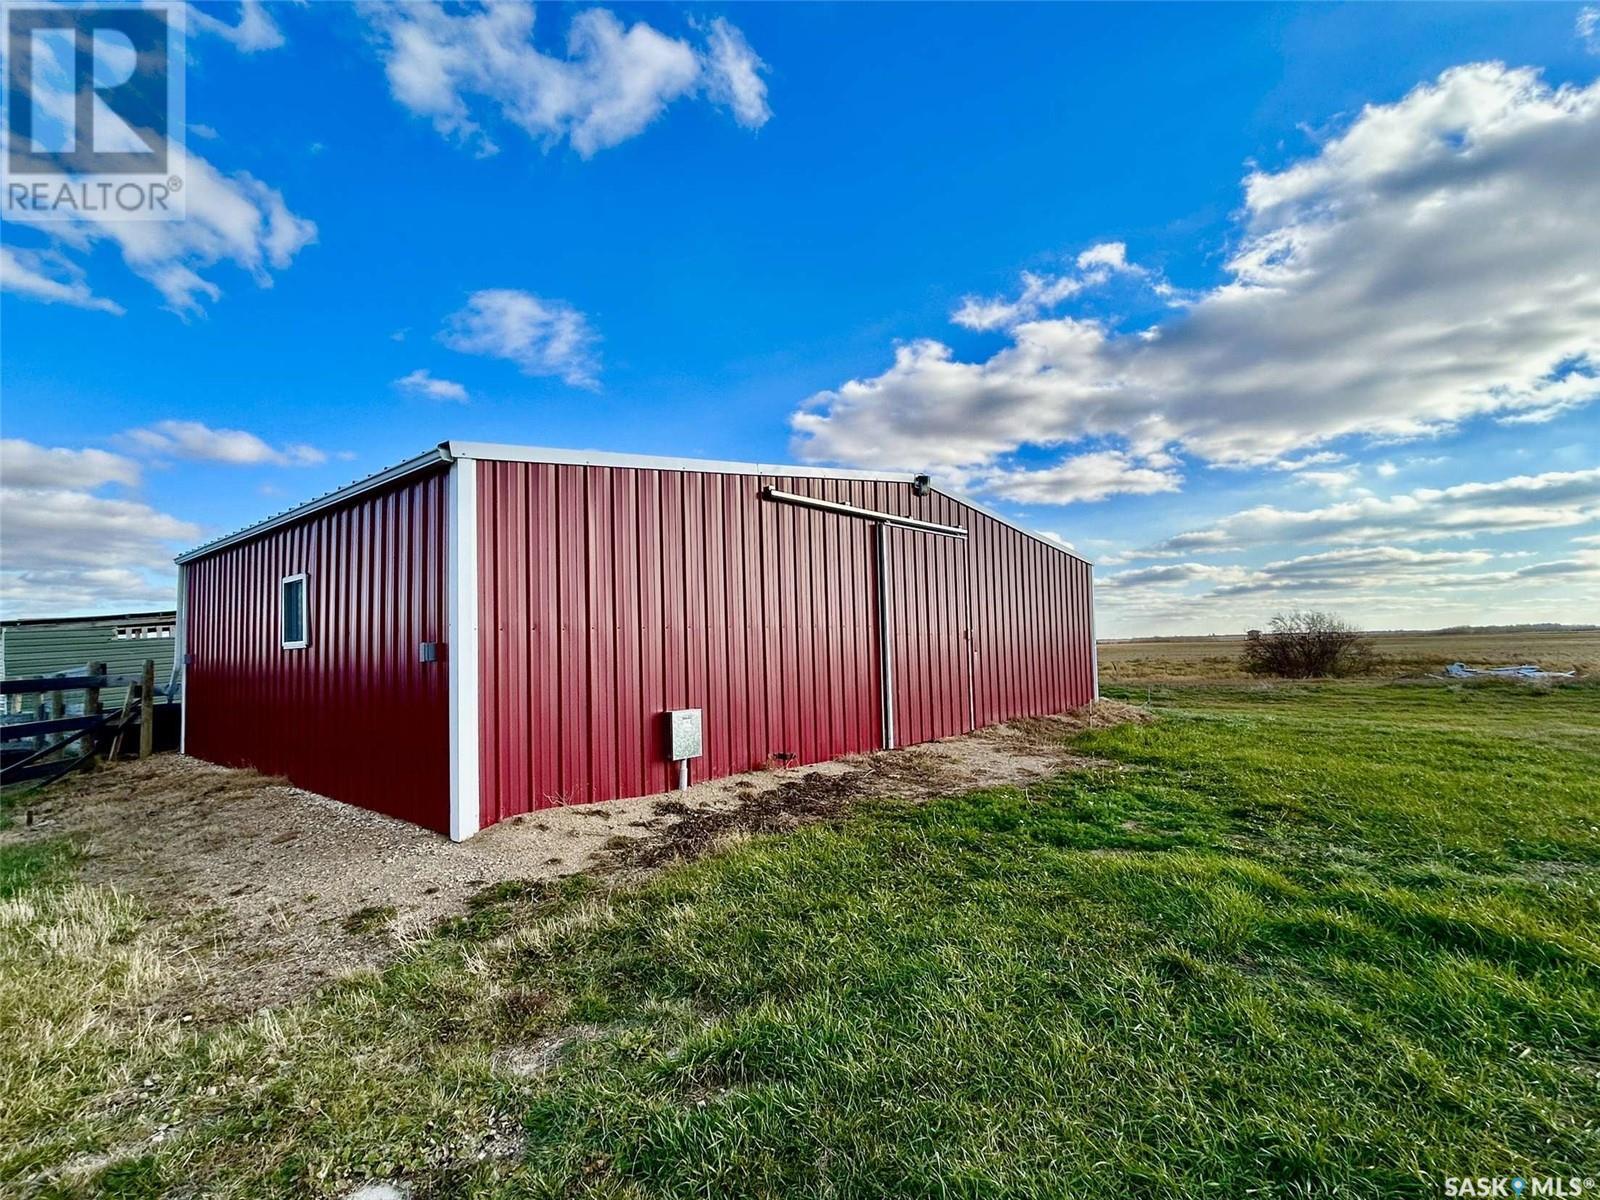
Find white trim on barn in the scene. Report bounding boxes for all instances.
[1089,569,1100,700]
[442,440,907,484]
[176,563,188,755]
[446,459,481,842]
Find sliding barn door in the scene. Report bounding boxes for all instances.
[883,524,975,747]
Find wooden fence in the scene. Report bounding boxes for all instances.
[0,659,164,789]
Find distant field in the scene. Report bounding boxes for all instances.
[1099,629,1600,683]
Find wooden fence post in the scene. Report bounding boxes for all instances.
[49,687,65,750]
[84,661,105,769]
[139,659,155,760]
[33,699,46,753]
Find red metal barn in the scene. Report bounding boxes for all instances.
[177,443,1098,839]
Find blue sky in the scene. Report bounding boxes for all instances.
[2,1,1597,635]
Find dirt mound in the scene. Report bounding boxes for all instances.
[627,770,862,867]
[619,698,1150,869]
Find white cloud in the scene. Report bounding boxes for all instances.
[701,17,771,129]
[9,154,316,315]
[978,450,1182,504]
[1295,466,1364,494]
[2,25,313,315]
[369,4,769,159]
[188,0,286,53]
[794,64,1600,476]
[1573,533,1600,545]
[1076,242,1128,271]
[1099,561,1252,590]
[952,242,1141,332]
[395,368,470,403]
[952,272,1091,333]
[1499,550,1600,581]
[1579,7,1599,54]
[1,440,141,488]
[0,482,198,619]
[0,567,178,618]
[1270,451,1347,471]
[441,289,601,388]
[0,490,195,568]
[0,247,125,315]
[1144,467,1600,556]
[1205,546,1497,597]
[1094,542,1600,636]
[121,420,326,467]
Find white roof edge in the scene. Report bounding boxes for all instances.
[174,448,449,564]
[447,441,1090,565]
[174,440,1091,569]
[442,440,909,484]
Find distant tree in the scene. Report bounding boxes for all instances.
[1240,611,1375,678]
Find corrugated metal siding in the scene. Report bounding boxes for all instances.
[885,516,971,747]
[477,464,884,823]
[184,470,451,832]
[476,464,1095,825]
[1,617,176,709]
[954,500,1096,730]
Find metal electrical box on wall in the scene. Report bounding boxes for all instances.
[666,708,703,760]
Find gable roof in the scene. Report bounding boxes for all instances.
[176,441,1091,566]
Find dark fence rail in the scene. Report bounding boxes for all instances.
[2,675,176,699]
[0,659,166,791]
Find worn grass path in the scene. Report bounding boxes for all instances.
[3,682,1598,1198]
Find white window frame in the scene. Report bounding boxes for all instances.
[281,573,309,650]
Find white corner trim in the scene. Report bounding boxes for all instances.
[447,459,481,841]
[175,563,188,755]
[1089,567,1100,701]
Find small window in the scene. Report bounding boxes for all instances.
[114,624,171,640]
[281,574,309,649]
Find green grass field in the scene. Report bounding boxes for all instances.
[4,681,1598,1197]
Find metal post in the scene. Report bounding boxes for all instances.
[677,759,689,791]
[876,521,895,750]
